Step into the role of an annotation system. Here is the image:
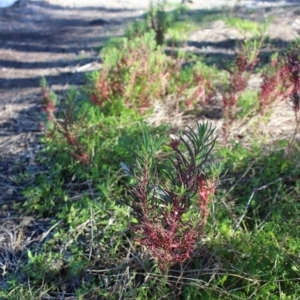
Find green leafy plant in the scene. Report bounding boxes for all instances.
[126,0,184,45]
[236,90,259,119]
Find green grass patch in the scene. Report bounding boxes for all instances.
[224,17,262,35]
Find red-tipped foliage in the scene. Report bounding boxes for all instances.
[223,51,254,121]
[222,52,251,140]
[123,123,217,271]
[284,49,300,112]
[40,80,91,165]
[222,37,264,140]
[259,73,279,113]
[259,41,300,117]
[198,175,215,225]
[41,86,57,121]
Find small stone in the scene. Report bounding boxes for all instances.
[5,189,13,196]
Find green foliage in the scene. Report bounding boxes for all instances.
[195,141,300,299]
[99,31,171,110]
[224,17,262,35]
[125,1,184,45]
[236,89,259,118]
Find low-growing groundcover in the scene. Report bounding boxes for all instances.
[2,2,300,299]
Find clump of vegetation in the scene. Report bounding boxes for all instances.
[124,123,216,271]
[222,34,265,140]
[91,31,171,113]
[125,0,184,45]
[256,39,300,147]
[38,31,217,175]
[281,39,300,143]
[224,17,262,35]
[258,53,283,114]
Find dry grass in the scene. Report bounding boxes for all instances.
[147,91,299,149]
